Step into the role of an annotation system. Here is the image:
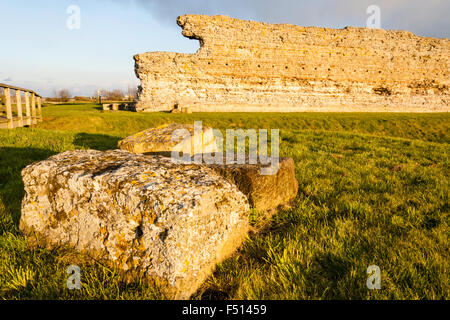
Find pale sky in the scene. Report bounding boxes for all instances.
[1,0,448,97]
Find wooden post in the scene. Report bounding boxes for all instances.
[1,85,43,128]
[31,93,36,125]
[37,96,42,122]
[24,91,31,126]
[4,88,13,129]
[15,90,24,127]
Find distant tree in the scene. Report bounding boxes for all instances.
[44,97,60,102]
[126,86,137,101]
[74,96,92,102]
[56,89,71,102]
[102,89,124,101]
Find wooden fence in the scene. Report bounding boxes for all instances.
[0,83,43,129]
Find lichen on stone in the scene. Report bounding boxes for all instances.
[20,149,250,299]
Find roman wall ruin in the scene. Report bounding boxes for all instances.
[134,14,449,112]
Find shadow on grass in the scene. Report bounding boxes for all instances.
[73,132,121,151]
[0,147,57,232]
[92,104,103,111]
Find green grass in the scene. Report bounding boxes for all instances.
[0,103,448,299]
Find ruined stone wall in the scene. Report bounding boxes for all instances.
[134,14,449,112]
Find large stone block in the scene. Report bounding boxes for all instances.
[19,150,249,299]
[118,123,218,156]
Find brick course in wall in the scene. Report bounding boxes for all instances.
[134,14,449,112]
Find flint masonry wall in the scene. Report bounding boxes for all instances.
[134,15,449,112]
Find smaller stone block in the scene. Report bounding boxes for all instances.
[200,154,298,212]
[118,123,218,156]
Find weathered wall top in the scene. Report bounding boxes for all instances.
[134,14,449,112]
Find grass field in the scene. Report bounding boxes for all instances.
[0,103,448,299]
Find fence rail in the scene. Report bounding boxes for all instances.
[0,83,43,129]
